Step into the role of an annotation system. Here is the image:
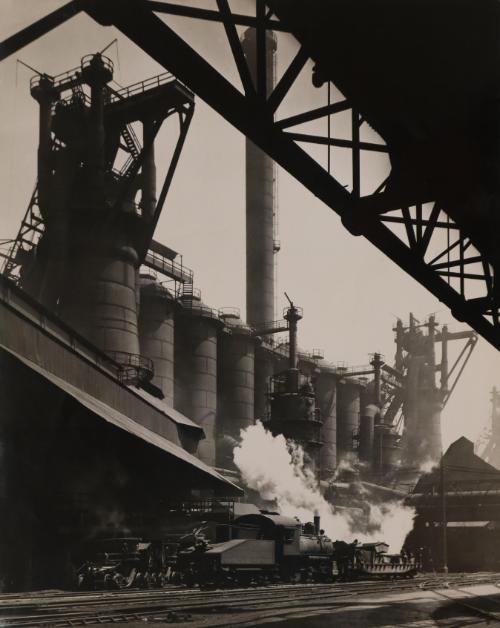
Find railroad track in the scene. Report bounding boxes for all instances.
[2,573,500,627]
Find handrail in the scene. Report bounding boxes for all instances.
[53,91,91,113]
[283,305,303,318]
[218,307,241,319]
[50,64,81,88]
[144,249,193,284]
[30,73,55,91]
[107,72,175,103]
[180,299,221,321]
[252,318,289,335]
[106,351,154,385]
[105,351,153,371]
[81,54,114,76]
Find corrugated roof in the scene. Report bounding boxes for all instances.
[1,344,242,496]
[132,386,204,433]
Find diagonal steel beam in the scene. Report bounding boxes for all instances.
[144,104,195,257]
[401,207,418,250]
[0,0,82,62]
[286,132,389,152]
[276,100,350,129]
[267,45,309,113]
[419,202,441,256]
[216,0,255,97]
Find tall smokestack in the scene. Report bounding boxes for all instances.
[242,29,277,421]
[241,28,277,328]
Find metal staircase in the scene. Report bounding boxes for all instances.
[121,124,140,159]
[114,124,142,180]
[1,184,44,282]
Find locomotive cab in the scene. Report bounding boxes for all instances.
[233,513,302,556]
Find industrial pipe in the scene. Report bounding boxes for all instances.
[370,353,384,406]
[142,117,157,221]
[441,324,449,392]
[284,300,302,370]
[359,403,378,467]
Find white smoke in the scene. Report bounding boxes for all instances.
[419,457,437,473]
[332,452,362,479]
[233,423,415,552]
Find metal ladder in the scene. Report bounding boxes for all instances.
[2,184,44,282]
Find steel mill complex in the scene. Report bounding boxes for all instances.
[1,1,499,600]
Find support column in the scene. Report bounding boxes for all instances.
[141,117,157,221]
[441,325,449,393]
[30,76,61,308]
[31,75,58,217]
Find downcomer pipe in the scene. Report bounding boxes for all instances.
[359,403,378,466]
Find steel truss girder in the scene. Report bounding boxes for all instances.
[82,0,499,350]
[379,204,499,328]
[0,0,498,349]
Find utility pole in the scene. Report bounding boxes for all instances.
[440,451,448,573]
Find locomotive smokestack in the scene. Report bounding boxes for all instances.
[314,514,321,536]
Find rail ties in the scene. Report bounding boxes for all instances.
[3,575,500,627]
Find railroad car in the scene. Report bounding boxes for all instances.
[76,537,173,589]
[352,542,420,578]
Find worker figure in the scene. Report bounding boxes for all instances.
[334,540,350,579]
[349,539,359,568]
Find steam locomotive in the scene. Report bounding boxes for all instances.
[76,513,419,589]
[178,512,337,587]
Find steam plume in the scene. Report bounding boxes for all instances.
[233,423,414,552]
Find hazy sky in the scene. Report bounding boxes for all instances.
[1,0,499,450]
